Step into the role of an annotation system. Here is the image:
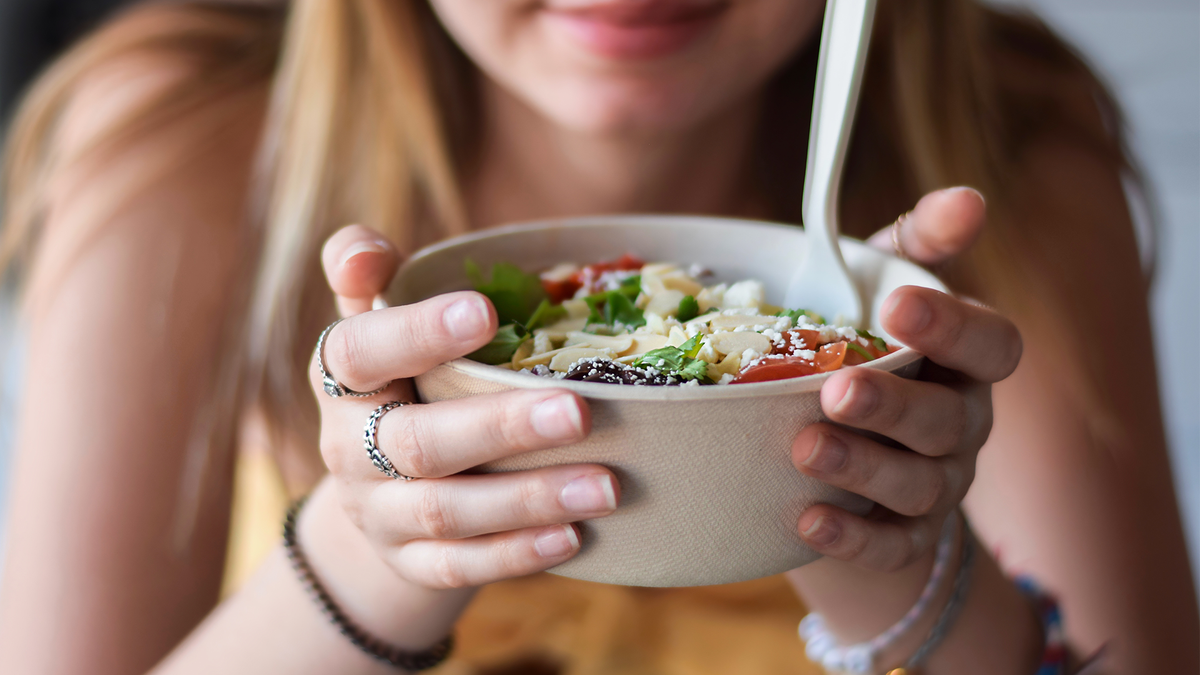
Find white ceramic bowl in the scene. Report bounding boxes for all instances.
[390,215,947,587]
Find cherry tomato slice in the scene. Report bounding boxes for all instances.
[779,329,831,355]
[541,278,582,304]
[731,343,847,384]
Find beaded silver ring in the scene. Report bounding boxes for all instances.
[364,401,416,481]
[316,318,389,399]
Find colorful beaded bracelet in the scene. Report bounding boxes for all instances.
[1016,576,1068,675]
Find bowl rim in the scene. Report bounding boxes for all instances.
[404,214,939,401]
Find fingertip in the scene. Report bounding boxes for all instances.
[322,225,400,300]
[881,286,936,339]
[819,370,854,416]
[907,187,987,261]
[534,523,582,559]
[798,508,843,548]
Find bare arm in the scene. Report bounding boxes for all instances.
[0,59,265,674]
[967,137,1198,671]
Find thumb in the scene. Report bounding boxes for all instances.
[321,224,401,317]
[867,187,986,266]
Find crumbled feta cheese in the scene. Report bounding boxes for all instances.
[722,280,766,309]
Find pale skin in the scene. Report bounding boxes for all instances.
[1,1,1196,674]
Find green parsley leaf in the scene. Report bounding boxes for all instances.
[465,259,547,327]
[777,308,827,325]
[680,334,703,359]
[845,342,876,361]
[605,292,645,327]
[679,358,713,383]
[467,324,529,365]
[634,346,684,372]
[584,288,646,328]
[677,295,700,322]
[526,299,567,332]
[632,335,712,383]
[855,328,889,352]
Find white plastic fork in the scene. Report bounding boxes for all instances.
[782,0,877,326]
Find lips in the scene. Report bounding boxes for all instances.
[542,1,731,60]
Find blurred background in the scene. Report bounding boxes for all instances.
[0,0,1197,590]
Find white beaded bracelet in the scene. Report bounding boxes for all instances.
[798,510,960,674]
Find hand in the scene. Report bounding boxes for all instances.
[310,225,619,589]
[792,187,1022,571]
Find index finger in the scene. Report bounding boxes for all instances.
[314,291,498,394]
[880,286,1022,384]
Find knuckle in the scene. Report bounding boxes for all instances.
[414,485,456,539]
[841,528,869,563]
[937,394,973,454]
[430,547,470,589]
[338,492,368,531]
[319,433,354,476]
[515,474,559,522]
[398,302,449,357]
[495,397,536,452]
[877,385,908,430]
[325,320,370,383]
[394,409,438,477]
[996,322,1024,380]
[911,469,947,516]
[934,304,967,358]
[496,533,539,578]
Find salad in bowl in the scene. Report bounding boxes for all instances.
[467,255,897,386]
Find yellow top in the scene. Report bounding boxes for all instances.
[225,453,820,675]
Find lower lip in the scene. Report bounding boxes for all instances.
[543,10,723,60]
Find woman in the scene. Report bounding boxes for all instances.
[0,1,1194,673]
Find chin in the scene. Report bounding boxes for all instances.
[528,73,731,136]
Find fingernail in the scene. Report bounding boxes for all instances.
[560,475,617,514]
[944,185,985,205]
[801,433,848,473]
[339,241,388,268]
[833,378,879,419]
[801,516,841,547]
[443,297,490,340]
[534,525,580,558]
[887,293,932,335]
[531,395,583,441]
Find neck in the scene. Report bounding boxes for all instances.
[467,81,768,228]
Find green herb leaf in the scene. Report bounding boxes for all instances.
[677,295,700,322]
[634,346,684,372]
[526,299,567,332]
[468,324,529,365]
[632,335,711,383]
[584,288,645,328]
[777,308,826,325]
[855,328,889,352]
[605,292,645,328]
[679,358,713,383]
[465,259,548,327]
[846,342,876,361]
[680,334,703,359]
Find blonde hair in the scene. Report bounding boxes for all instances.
[1,0,1138,487]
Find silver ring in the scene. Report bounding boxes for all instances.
[891,211,913,262]
[364,401,416,480]
[317,319,389,399]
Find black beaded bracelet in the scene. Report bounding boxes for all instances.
[283,498,455,671]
